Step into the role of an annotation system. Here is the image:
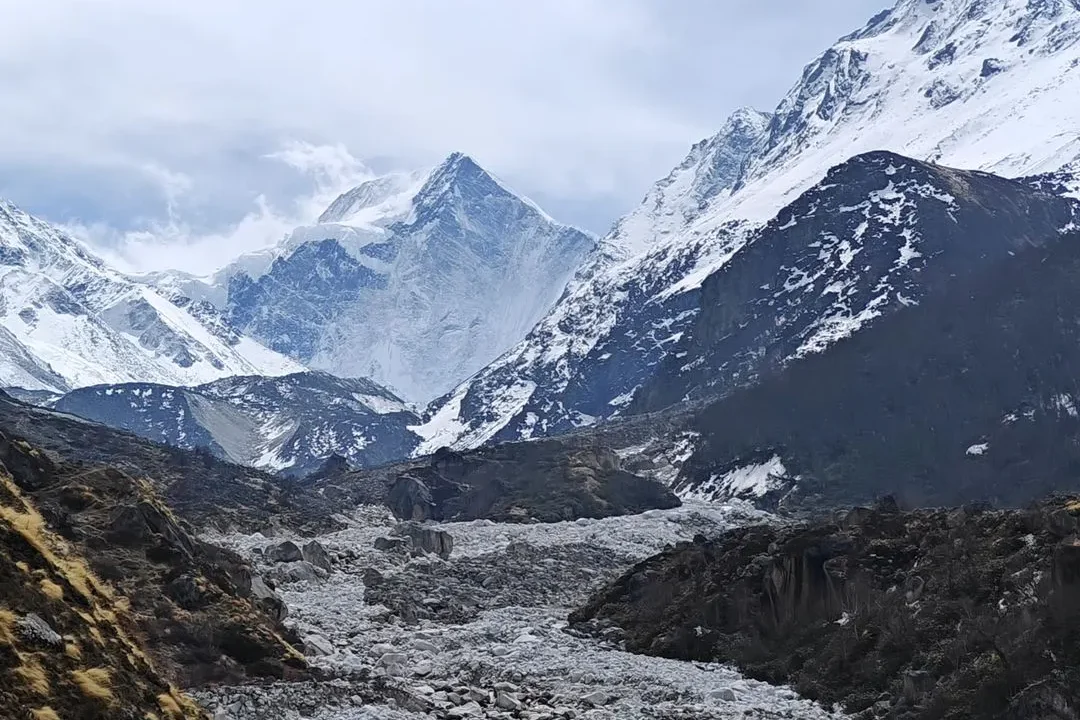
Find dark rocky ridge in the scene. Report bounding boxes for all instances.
[571,498,1080,719]
[50,371,421,476]
[0,429,309,718]
[635,152,1080,414]
[0,390,336,532]
[312,438,681,524]
[674,224,1080,510]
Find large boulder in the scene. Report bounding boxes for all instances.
[387,474,436,522]
[383,440,679,524]
[267,540,303,563]
[391,522,454,559]
[301,540,332,573]
[250,575,288,622]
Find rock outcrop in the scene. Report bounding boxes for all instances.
[0,461,208,719]
[571,498,1080,719]
[0,430,308,695]
[333,440,680,525]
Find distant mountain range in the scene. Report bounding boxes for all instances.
[414,0,1080,451]
[7,0,1080,501]
[150,152,595,403]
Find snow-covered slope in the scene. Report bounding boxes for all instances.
[52,371,421,475]
[416,0,1080,451]
[0,199,303,393]
[214,153,595,403]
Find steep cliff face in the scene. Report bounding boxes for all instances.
[220,153,595,403]
[571,498,1080,719]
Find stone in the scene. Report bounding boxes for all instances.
[374,536,409,552]
[412,638,438,653]
[304,634,334,657]
[391,521,454,559]
[413,660,433,676]
[581,691,611,706]
[467,688,488,703]
[496,691,523,711]
[16,613,61,647]
[388,474,436,522]
[377,652,408,667]
[267,540,303,563]
[370,642,397,656]
[272,560,324,584]
[447,701,483,718]
[301,540,333,572]
[709,688,737,702]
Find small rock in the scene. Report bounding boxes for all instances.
[496,691,522,711]
[412,638,439,653]
[447,701,483,718]
[377,652,408,667]
[581,691,611,707]
[370,643,397,656]
[303,634,334,657]
[374,536,409,552]
[413,660,433,676]
[467,688,487,703]
[709,688,737,702]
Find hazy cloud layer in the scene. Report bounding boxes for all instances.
[0,0,886,274]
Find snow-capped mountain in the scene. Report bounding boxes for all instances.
[0,199,302,394]
[52,371,421,474]
[632,152,1080,413]
[211,153,595,403]
[414,0,1080,452]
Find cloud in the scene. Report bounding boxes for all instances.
[65,142,372,276]
[0,0,888,273]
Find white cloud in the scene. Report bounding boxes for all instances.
[66,142,372,276]
[0,0,888,272]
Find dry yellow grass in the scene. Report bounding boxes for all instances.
[72,667,113,702]
[1065,499,1080,512]
[30,708,61,720]
[0,608,16,646]
[157,693,183,718]
[16,560,29,573]
[65,641,82,660]
[16,656,51,696]
[39,578,64,601]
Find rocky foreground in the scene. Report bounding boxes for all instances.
[197,503,847,720]
[571,499,1080,720]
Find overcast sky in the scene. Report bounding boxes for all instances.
[0,0,886,275]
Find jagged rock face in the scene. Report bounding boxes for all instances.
[0,199,302,394]
[219,153,595,403]
[571,499,1080,719]
[417,0,1080,452]
[51,371,421,475]
[633,152,1080,413]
